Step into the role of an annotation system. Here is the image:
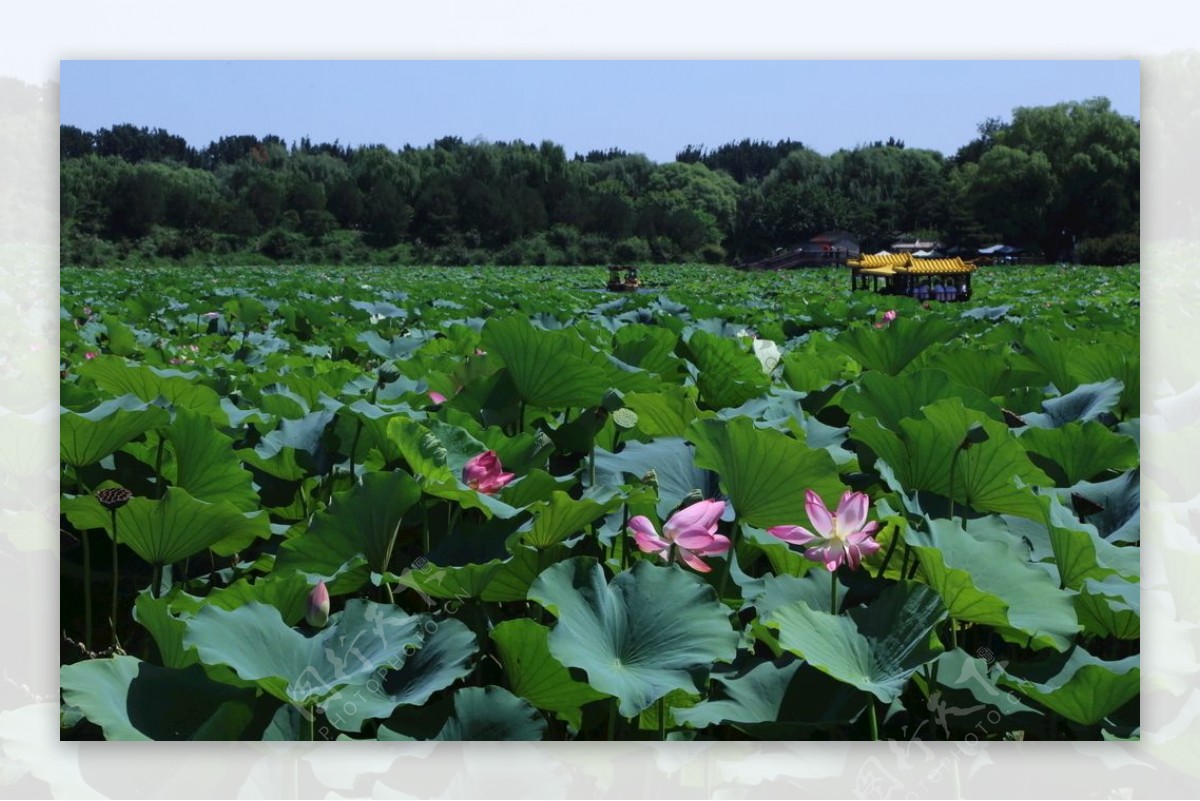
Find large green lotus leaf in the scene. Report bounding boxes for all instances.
[275,470,421,587]
[780,346,855,393]
[680,328,770,410]
[996,648,1139,726]
[480,315,610,408]
[166,408,259,511]
[336,399,411,465]
[670,657,866,737]
[1041,494,1140,589]
[60,394,170,468]
[1019,422,1138,486]
[736,525,812,581]
[1022,379,1124,429]
[622,387,699,438]
[133,592,198,669]
[850,397,1051,520]
[322,617,477,733]
[482,544,568,602]
[837,369,1001,434]
[183,600,425,705]
[254,406,340,461]
[737,563,846,619]
[612,324,685,381]
[170,572,316,626]
[75,356,222,417]
[905,517,1079,651]
[391,560,504,602]
[926,648,1040,718]
[593,437,711,518]
[528,558,738,717]
[671,658,803,729]
[69,486,269,565]
[60,656,255,741]
[829,317,958,376]
[1074,576,1140,640]
[767,581,946,703]
[688,416,844,528]
[923,344,1046,399]
[496,467,574,509]
[433,686,547,741]
[1012,327,1079,395]
[386,417,520,519]
[102,315,140,357]
[1070,338,1139,419]
[491,619,607,729]
[556,326,661,396]
[513,490,623,549]
[436,408,553,475]
[1054,470,1139,544]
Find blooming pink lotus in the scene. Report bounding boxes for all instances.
[462,450,515,494]
[629,499,731,573]
[768,489,881,572]
[873,309,898,328]
[84,351,98,360]
[306,580,330,628]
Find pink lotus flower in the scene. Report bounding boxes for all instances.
[873,309,898,328]
[629,499,731,573]
[306,580,330,628]
[768,489,881,572]
[462,450,514,494]
[428,391,447,404]
[84,351,98,360]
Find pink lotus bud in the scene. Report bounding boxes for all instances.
[306,581,330,627]
[428,391,447,404]
[883,310,897,323]
[462,450,515,494]
[84,351,98,360]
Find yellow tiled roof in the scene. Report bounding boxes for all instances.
[848,253,975,275]
[899,257,975,275]
[849,253,913,268]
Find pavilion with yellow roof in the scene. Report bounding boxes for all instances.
[846,252,976,301]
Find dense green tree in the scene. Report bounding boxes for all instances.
[57,96,1139,266]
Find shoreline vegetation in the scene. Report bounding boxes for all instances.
[60,97,1139,270]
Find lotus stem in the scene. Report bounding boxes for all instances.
[947,448,960,525]
[715,520,740,602]
[875,526,901,580]
[588,440,596,488]
[620,504,630,572]
[658,697,666,741]
[82,529,93,650]
[831,571,839,615]
[154,435,166,499]
[950,618,958,650]
[421,502,430,556]
[380,519,403,604]
[348,418,363,481]
[110,509,119,646]
[308,704,316,741]
[867,699,879,741]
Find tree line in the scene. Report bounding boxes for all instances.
[60,97,1139,267]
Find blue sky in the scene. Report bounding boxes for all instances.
[59,60,1140,162]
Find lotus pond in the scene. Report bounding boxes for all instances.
[59,263,1140,741]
